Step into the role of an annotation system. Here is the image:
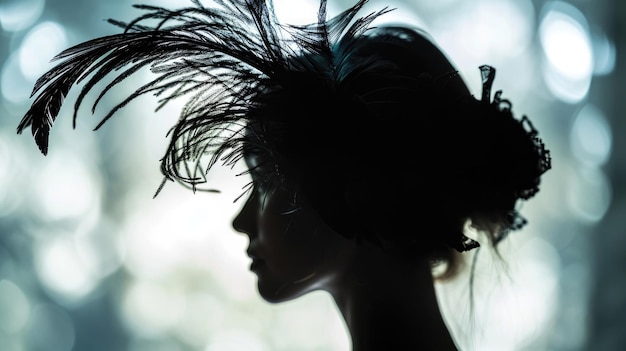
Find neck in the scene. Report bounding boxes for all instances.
[330,244,458,351]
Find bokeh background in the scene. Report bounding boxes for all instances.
[0,0,621,350]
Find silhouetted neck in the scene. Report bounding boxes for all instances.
[330,243,458,351]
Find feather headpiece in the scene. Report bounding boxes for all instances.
[17,0,551,254]
[17,0,390,188]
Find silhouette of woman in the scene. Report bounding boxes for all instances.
[18,0,551,349]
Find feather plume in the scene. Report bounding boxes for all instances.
[17,0,383,182]
[17,0,551,255]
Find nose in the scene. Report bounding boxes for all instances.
[232,193,256,238]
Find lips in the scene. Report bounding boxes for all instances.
[247,248,265,271]
[249,259,265,271]
[246,248,260,260]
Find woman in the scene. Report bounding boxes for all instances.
[18,0,551,349]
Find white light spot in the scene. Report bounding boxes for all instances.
[120,179,242,280]
[1,53,32,103]
[570,104,611,167]
[540,12,592,79]
[75,220,124,280]
[369,4,427,29]
[19,21,68,81]
[34,233,100,303]
[417,0,466,12]
[174,293,226,346]
[477,237,560,350]
[539,2,593,103]
[567,166,611,223]
[33,151,101,220]
[270,292,346,349]
[272,0,328,25]
[204,330,267,351]
[436,234,561,350]
[0,131,25,216]
[542,64,591,103]
[0,0,45,32]
[433,0,535,60]
[121,281,187,337]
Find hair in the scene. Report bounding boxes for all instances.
[17,0,550,278]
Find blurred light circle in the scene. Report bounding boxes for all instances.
[567,166,611,223]
[120,189,234,280]
[554,262,590,348]
[427,0,536,98]
[272,0,326,25]
[0,280,31,334]
[539,2,592,79]
[1,53,32,103]
[0,0,44,32]
[25,303,75,351]
[121,281,187,337]
[75,219,124,280]
[34,233,100,303]
[482,236,560,349]
[369,6,427,29]
[539,2,592,103]
[471,0,535,57]
[19,21,68,81]
[418,0,466,12]
[204,330,267,351]
[270,292,345,349]
[120,205,190,280]
[433,0,535,60]
[33,150,101,220]
[0,132,25,216]
[591,29,616,76]
[174,292,226,347]
[542,65,591,103]
[517,237,561,294]
[570,104,611,167]
[516,238,560,345]
[127,337,184,351]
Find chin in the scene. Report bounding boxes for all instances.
[256,279,312,303]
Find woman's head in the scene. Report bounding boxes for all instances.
[234,26,550,276]
[18,0,551,281]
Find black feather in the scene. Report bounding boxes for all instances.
[16,0,551,255]
[17,0,380,181]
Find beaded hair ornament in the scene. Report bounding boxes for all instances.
[17,0,551,254]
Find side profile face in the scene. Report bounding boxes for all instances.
[232,152,356,303]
